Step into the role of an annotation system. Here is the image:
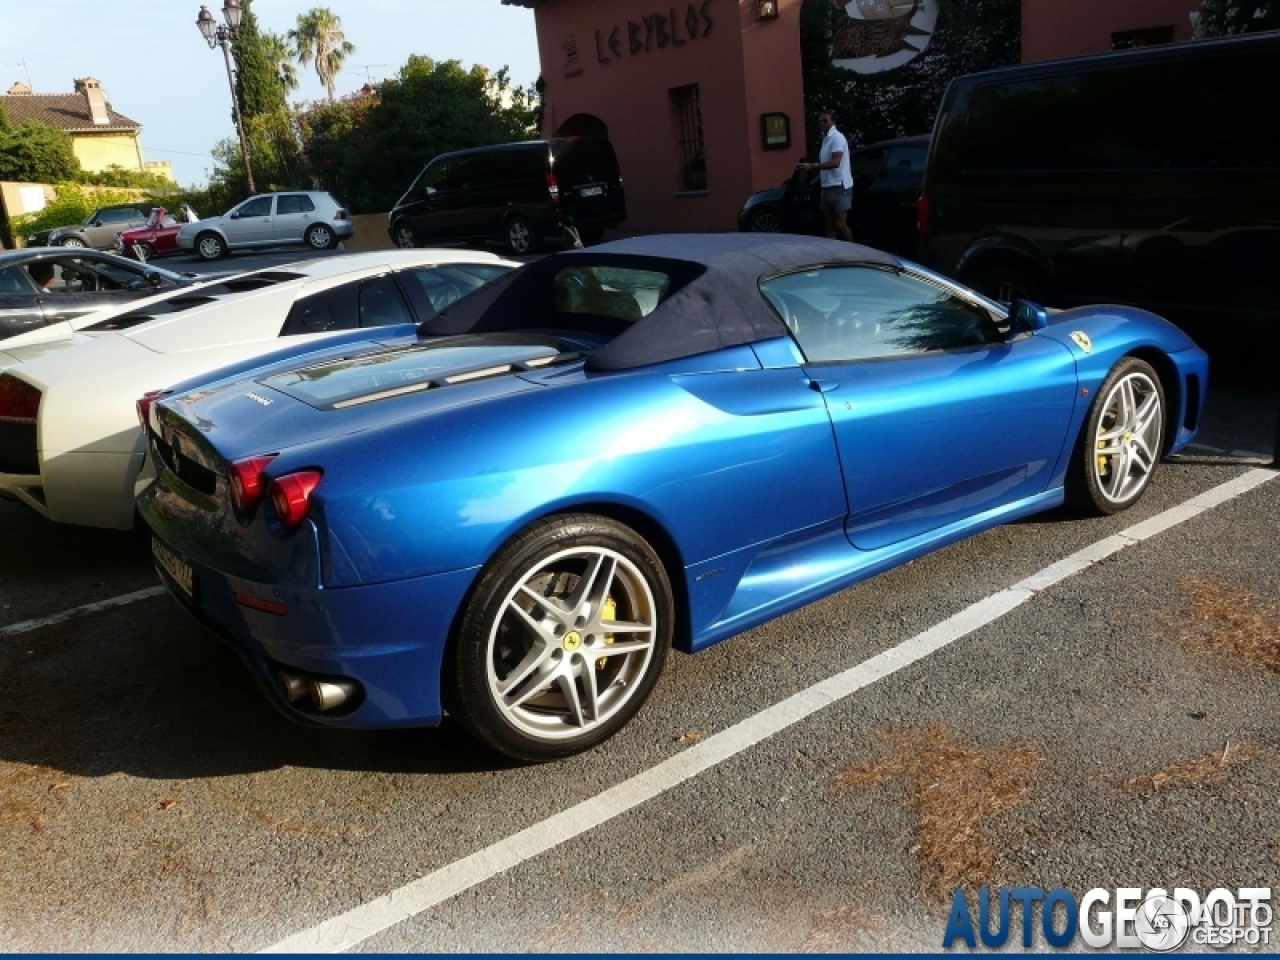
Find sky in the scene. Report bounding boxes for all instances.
[0,0,540,187]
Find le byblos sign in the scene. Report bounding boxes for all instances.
[590,0,716,65]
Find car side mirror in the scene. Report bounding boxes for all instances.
[92,221,102,228]
[1008,299,1049,333]
[147,272,164,288]
[230,212,240,220]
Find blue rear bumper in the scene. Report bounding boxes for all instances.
[150,530,479,729]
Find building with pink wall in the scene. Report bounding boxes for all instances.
[1021,0,1198,62]
[503,0,807,232]
[504,0,1207,233]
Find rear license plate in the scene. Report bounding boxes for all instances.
[152,538,193,599]
[579,185,604,198]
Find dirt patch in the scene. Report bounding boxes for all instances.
[790,905,881,952]
[1180,576,1280,673]
[1123,740,1256,793]
[832,724,1042,903]
[0,762,71,832]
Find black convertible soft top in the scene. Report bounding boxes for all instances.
[421,233,900,371]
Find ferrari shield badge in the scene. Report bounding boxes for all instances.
[1069,331,1093,353]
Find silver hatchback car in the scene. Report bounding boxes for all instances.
[176,191,354,260]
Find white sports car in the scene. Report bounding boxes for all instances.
[0,250,517,530]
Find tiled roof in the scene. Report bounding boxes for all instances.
[0,94,141,133]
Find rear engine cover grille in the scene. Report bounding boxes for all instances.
[152,431,218,496]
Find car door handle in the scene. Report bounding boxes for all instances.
[807,380,840,393]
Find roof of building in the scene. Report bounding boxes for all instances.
[0,92,141,133]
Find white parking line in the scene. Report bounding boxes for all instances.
[0,586,165,638]
[261,467,1276,954]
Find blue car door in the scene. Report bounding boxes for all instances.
[761,264,1079,551]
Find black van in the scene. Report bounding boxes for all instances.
[388,138,627,255]
[917,33,1280,340]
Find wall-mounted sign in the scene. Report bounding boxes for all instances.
[761,113,791,150]
[829,0,938,74]
[594,0,715,64]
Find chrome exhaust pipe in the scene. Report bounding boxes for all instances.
[309,679,358,712]
[276,670,308,703]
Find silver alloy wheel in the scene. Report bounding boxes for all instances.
[748,209,782,232]
[1090,370,1163,505]
[486,546,658,742]
[197,234,225,259]
[60,237,86,247]
[307,224,333,249]
[507,219,532,253]
[393,224,415,249]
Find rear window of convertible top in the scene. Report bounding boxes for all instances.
[552,266,670,324]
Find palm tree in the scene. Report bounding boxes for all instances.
[288,8,356,101]
[262,31,299,96]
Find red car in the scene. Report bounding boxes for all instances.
[114,205,198,260]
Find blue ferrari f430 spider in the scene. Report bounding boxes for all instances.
[138,235,1208,761]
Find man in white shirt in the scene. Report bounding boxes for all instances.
[797,110,853,242]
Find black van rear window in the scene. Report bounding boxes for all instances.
[553,138,620,177]
[961,47,1279,172]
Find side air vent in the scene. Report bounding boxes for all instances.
[217,273,305,294]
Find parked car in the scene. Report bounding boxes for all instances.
[389,137,627,255]
[26,203,160,250]
[737,135,927,257]
[0,248,205,342]
[114,205,200,260]
[176,191,353,260]
[0,250,516,530]
[917,31,1280,341]
[136,233,1206,762]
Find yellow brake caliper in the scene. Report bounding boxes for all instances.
[597,597,616,669]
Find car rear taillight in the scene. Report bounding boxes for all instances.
[270,470,323,530]
[917,195,929,239]
[546,172,560,204]
[334,208,349,221]
[136,389,169,432]
[0,374,41,424]
[229,455,278,512]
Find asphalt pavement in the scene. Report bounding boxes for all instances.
[0,344,1276,950]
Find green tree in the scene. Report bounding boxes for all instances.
[1191,0,1279,36]
[289,8,356,101]
[231,0,287,119]
[0,112,81,183]
[296,55,538,212]
[263,31,300,95]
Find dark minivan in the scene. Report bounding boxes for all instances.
[918,32,1280,341]
[388,138,627,255]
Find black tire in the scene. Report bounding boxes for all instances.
[195,232,227,261]
[504,215,538,256]
[391,221,417,249]
[306,223,337,250]
[59,236,87,248]
[448,514,674,763]
[1066,357,1166,516]
[745,207,783,233]
[968,261,1048,305]
[133,242,156,262]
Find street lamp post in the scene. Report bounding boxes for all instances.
[197,1,256,194]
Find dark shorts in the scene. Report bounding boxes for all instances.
[820,185,853,212]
